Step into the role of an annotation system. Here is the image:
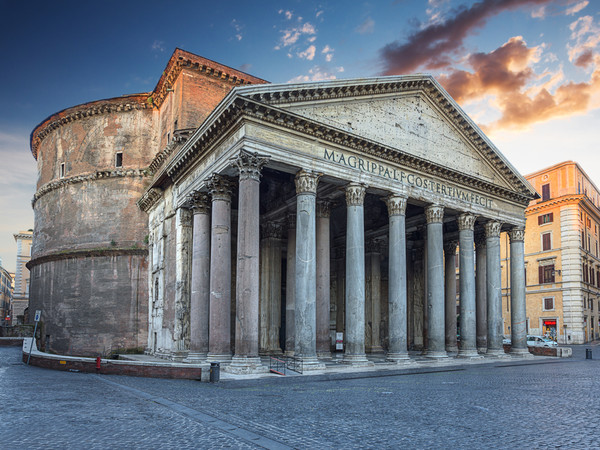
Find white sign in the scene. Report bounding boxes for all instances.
[34,310,41,322]
[335,332,343,350]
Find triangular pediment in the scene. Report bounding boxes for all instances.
[234,76,538,200]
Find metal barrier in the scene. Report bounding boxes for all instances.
[269,357,286,375]
[286,356,303,374]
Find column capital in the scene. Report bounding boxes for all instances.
[509,226,525,243]
[207,174,233,202]
[261,221,283,239]
[295,170,321,195]
[233,150,270,181]
[458,213,476,231]
[316,200,332,218]
[425,204,444,224]
[345,183,366,206]
[484,220,502,238]
[443,240,458,254]
[188,191,211,214]
[287,212,296,230]
[385,194,407,216]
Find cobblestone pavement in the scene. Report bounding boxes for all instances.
[2,344,599,449]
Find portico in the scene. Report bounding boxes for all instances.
[141,75,538,372]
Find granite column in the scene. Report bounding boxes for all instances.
[509,227,529,356]
[285,213,296,356]
[475,233,488,353]
[458,213,478,358]
[316,201,332,358]
[444,240,458,353]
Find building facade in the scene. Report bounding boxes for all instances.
[140,75,537,373]
[29,49,537,365]
[0,262,13,325]
[12,231,32,324]
[502,161,600,344]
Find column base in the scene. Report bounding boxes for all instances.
[485,348,510,358]
[342,354,374,367]
[369,346,385,354]
[170,351,189,362]
[317,351,332,359]
[423,350,448,359]
[297,356,326,371]
[445,345,459,353]
[284,350,295,357]
[207,353,232,363]
[477,347,488,354]
[386,352,412,363]
[510,347,534,358]
[457,349,483,359]
[225,356,268,374]
[184,352,207,363]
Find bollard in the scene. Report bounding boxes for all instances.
[96,356,101,372]
[210,362,220,382]
[586,348,592,360]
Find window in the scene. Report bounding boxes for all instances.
[583,264,588,283]
[542,232,551,251]
[538,213,554,225]
[115,152,123,168]
[541,184,550,202]
[587,218,592,228]
[582,231,586,248]
[543,297,554,311]
[60,163,65,178]
[539,264,555,284]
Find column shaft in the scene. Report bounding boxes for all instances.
[444,241,458,353]
[173,207,193,360]
[285,214,296,355]
[485,221,504,355]
[425,205,447,358]
[475,236,487,353]
[368,247,383,353]
[316,201,331,358]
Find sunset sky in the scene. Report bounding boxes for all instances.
[1,0,599,271]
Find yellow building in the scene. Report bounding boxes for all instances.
[0,263,13,325]
[13,230,32,324]
[501,161,600,344]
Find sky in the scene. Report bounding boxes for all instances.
[1,0,599,272]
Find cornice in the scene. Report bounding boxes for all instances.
[526,195,585,214]
[137,188,163,213]
[148,128,195,175]
[30,94,151,159]
[27,247,148,270]
[32,169,148,207]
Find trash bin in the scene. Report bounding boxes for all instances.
[210,362,220,382]
[586,348,592,360]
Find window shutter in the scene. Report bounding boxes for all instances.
[538,215,543,225]
[549,212,553,222]
[542,233,551,251]
[550,265,555,283]
[542,184,550,201]
[539,266,543,284]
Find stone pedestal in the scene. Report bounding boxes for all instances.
[231,151,269,373]
[207,175,233,362]
[457,213,480,359]
[186,193,210,362]
[343,183,371,366]
[424,205,447,359]
[386,195,410,362]
[316,201,332,359]
[444,240,458,353]
[294,170,325,371]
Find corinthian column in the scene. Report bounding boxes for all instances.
[259,221,283,354]
[229,151,269,374]
[316,200,332,359]
[186,192,211,362]
[509,226,529,356]
[485,221,505,356]
[173,206,193,361]
[444,240,458,353]
[458,213,479,358]
[424,204,447,358]
[386,194,409,362]
[475,233,487,353]
[207,174,233,362]
[343,183,371,366]
[285,213,296,356]
[294,170,325,370]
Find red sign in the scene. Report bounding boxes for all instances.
[544,320,557,326]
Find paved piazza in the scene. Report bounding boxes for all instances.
[2,345,599,449]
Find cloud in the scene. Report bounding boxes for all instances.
[356,17,374,34]
[567,15,600,64]
[322,45,334,62]
[278,9,293,20]
[435,36,600,131]
[277,22,316,48]
[531,5,546,18]
[239,63,252,72]
[298,45,316,61]
[287,66,340,83]
[316,10,324,18]
[151,40,165,52]
[231,19,243,41]
[565,0,588,15]
[379,0,553,75]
